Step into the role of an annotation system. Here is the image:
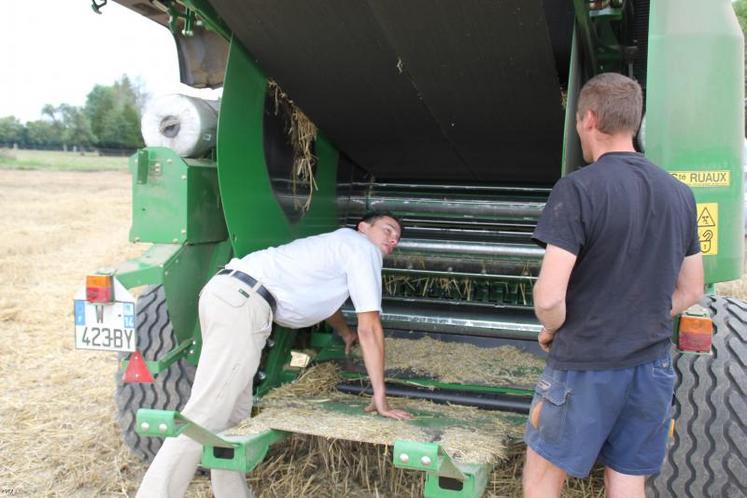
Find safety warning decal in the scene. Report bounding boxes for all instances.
[671,171,730,187]
[696,203,718,256]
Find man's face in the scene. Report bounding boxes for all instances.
[358,216,401,256]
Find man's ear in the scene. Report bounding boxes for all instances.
[581,110,598,131]
[357,221,371,234]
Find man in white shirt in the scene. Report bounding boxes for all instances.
[137,211,411,498]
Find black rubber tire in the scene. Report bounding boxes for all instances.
[648,296,747,498]
[115,285,196,462]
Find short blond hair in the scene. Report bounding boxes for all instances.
[577,73,642,135]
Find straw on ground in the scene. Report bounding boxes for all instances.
[2,166,742,497]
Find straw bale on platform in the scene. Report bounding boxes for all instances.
[230,362,520,465]
[381,336,545,387]
[229,360,603,497]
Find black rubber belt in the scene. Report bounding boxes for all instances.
[336,381,532,414]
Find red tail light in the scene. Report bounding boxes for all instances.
[678,315,713,353]
[86,274,113,303]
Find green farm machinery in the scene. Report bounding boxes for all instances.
[74,1,746,496]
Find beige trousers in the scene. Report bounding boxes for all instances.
[136,274,273,498]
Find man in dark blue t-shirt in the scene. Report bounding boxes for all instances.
[522,73,704,498]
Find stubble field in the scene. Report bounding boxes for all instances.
[1,156,743,497]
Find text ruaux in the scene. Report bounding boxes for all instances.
[670,170,730,187]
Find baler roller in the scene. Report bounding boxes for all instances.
[347,182,552,194]
[396,239,544,260]
[340,195,545,222]
[391,221,535,243]
[343,301,541,339]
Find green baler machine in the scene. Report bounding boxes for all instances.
[80,1,745,496]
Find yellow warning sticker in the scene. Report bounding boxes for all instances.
[696,203,718,256]
[671,171,730,187]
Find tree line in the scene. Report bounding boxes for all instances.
[0,75,144,151]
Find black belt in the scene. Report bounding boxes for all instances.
[217,269,277,312]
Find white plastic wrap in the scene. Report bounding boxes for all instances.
[140,94,220,158]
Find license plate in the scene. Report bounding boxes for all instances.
[74,299,136,352]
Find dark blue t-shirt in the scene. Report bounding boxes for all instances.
[532,152,700,370]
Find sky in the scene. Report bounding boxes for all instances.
[2,0,219,123]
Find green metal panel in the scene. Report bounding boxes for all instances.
[187,160,229,242]
[561,32,583,177]
[571,0,625,76]
[162,240,233,364]
[393,440,490,498]
[135,409,288,473]
[120,144,234,369]
[114,244,183,289]
[202,430,289,473]
[393,440,465,480]
[645,0,744,283]
[253,327,300,398]
[424,464,488,498]
[113,240,232,366]
[217,37,339,257]
[129,148,227,245]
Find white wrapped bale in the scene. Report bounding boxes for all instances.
[140,94,219,158]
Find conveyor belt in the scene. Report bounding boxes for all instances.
[209,0,572,184]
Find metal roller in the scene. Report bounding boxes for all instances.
[340,194,545,221]
[342,302,541,339]
[390,222,534,243]
[395,239,544,260]
[345,182,552,194]
[338,182,546,317]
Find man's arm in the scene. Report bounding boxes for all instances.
[533,244,578,352]
[356,311,411,420]
[671,253,704,317]
[325,309,357,355]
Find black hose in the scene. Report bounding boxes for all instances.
[336,382,532,414]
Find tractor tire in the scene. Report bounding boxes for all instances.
[115,285,196,462]
[647,296,747,498]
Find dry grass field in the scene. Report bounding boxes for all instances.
[0,149,130,171]
[0,164,743,497]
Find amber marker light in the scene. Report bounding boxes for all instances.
[678,315,714,353]
[86,274,114,303]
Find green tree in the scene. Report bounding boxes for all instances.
[58,104,95,148]
[41,104,66,147]
[25,120,59,148]
[0,116,25,146]
[120,102,143,146]
[84,75,144,149]
[84,85,117,144]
